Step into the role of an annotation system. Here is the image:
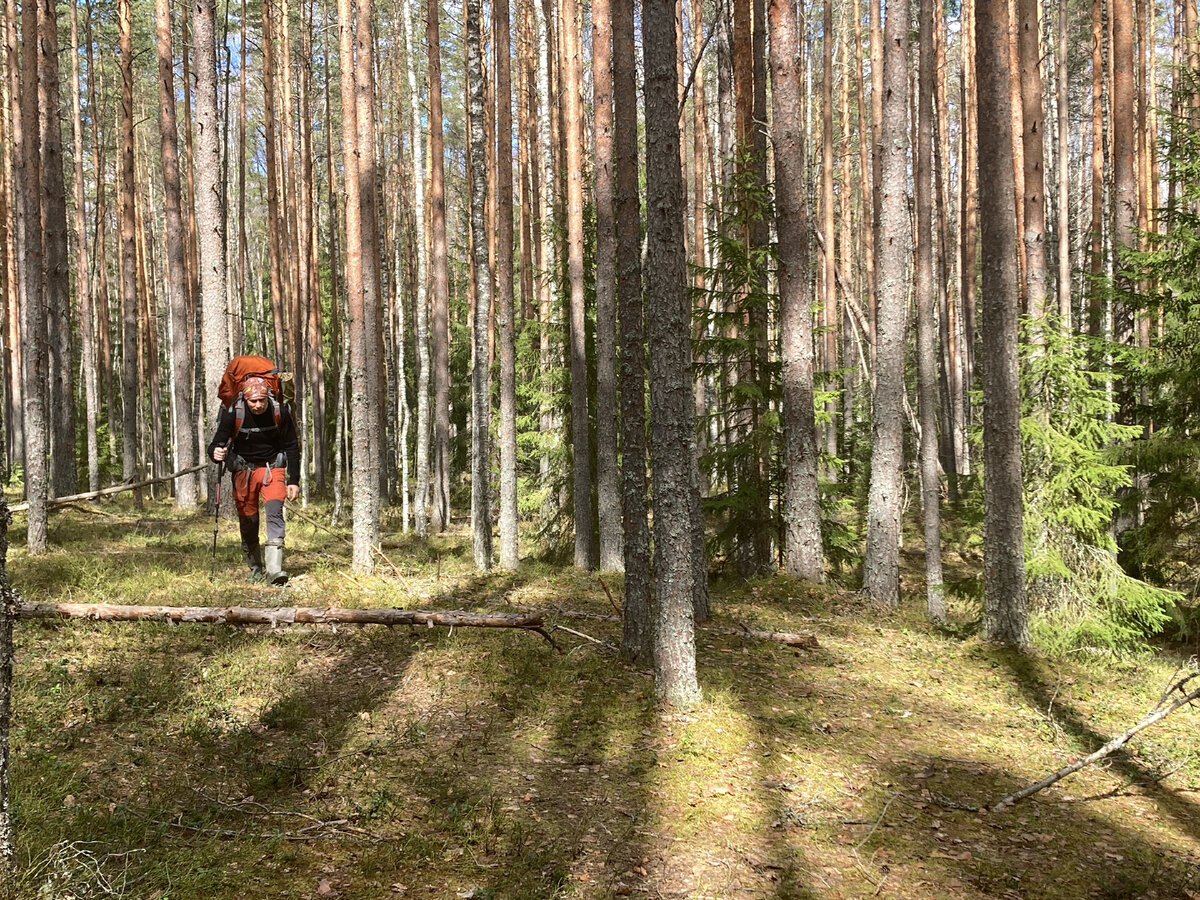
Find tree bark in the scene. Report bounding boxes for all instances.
[645,0,701,708]
[118,0,140,507]
[158,0,199,511]
[428,0,452,533]
[1111,0,1136,357]
[38,0,74,499]
[13,0,47,551]
[614,0,652,666]
[466,0,494,571]
[863,0,911,608]
[1017,0,1049,330]
[917,0,945,623]
[193,0,230,468]
[0,0,19,478]
[770,0,824,583]
[495,0,519,569]
[976,0,1030,648]
[1056,0,1071,329]
[593,0,622,572]
[69,0,100,497]
[338,0,381,571]
[562,0,596,569]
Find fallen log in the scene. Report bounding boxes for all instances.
[992,672,1200,811]
[9,464,209,513]
[507,605,820,649]
[17,601,555,647]
[729,624,821,649]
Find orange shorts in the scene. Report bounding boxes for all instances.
[232,466,287,517]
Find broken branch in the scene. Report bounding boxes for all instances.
[9,464,209,512]
[992,673,1200,811]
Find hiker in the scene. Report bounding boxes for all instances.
[208,374,301,584]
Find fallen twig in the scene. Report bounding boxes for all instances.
[286,506,405,577]
[992,672,1200,811]
[597,575,622,616]
[553,622,615,651]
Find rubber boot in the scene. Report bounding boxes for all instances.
[243,544,265,581]
[239,514,264,581]
[264,543,289,586]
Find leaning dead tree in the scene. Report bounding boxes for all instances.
[8,463,209,512]
[992,671,1200,811]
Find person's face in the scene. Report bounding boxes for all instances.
[246,395,269,415]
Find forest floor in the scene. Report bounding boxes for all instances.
[2,494,1200,899]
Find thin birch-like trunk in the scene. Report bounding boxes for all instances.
[495,0,520,569]
[917,0,945,622]
[593,0,622,572]
[466,0,494,570]
[69,0,100,495]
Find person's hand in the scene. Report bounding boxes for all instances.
[287,484,300,502]
[213,445,227,461]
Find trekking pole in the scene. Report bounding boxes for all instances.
[209,443,230,582]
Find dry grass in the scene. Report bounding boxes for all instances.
[3,497,1200,899]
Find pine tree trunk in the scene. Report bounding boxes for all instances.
[644,0,701,708]
[976,0,1030,648]
[428,0,452,533]
[960,0,978,431]
[0,1,20,478]
[1111,0,1136,353]
[820,0,838,480]
[1087,0,1104,339]
[261,0,288,366]
[495,0,520,569]
[338,0,381,571]
[466,0,494,571]
[68,0,100,496]
[158,0,198,510]
[38,0,74,499]
[614,0,652,666]
[771,0,824,583]
[404,0,431,538]
[17,0,48,551]
[561,0,596,569]
[118,0,141,506]
[193,0,230,453]
[862,0,911,608]
[917,0,945,623]
[593,0,622,572]
[1056,0,1071,329]
[1017,0,1049,328]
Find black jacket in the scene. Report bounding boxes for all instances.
[207,401,301,486]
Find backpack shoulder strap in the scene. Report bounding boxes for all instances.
[231,394,247,440]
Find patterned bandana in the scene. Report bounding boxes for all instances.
[242,376,270,401]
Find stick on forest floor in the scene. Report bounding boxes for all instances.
[992,671,1200,811]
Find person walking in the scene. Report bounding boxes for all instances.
[208,375,301,584]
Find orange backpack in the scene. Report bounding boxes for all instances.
[218,355,283,437]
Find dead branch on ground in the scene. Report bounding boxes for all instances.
[992,672,1200,811]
